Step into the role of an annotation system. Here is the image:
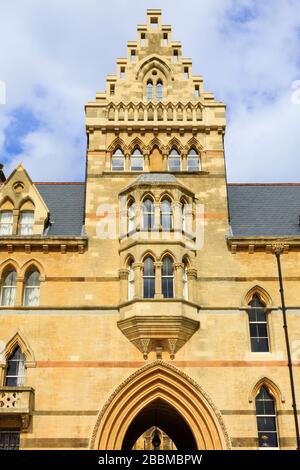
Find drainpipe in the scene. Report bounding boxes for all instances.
[273,244,300,450]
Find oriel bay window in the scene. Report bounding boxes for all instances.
[127,200,135,233]
[23,269,40,306]
[248,294,269,352]
[162,256,174,298]
[143,257,155,299]
[128,261,135,300]
[161,198,172,230]
[143,198,154,230]
[255,386,278,448]
[5,346,25,386]
[1,269,17,306]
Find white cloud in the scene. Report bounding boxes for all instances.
[0,0,299,181]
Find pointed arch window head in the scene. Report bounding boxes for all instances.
[0,210,13,235]
[248,294,269,352]
[1,269,17,306]
[146,80,153,101]
[131,148,144,171]
[256,386,278,448]
[143,198,155,231]
[24,269,40,307]
[156,80,163,101]
[128,261,135,301]
[5,346,25,387]
[143,257,155,299]
[161,198,172,231]
[162,256,174,299]
[112,148,125,171]
[187,149,201,172]
[168,148,181,172]
[18,210,34,235]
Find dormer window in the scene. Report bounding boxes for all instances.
[163,33,168,45]
[184,67,189,80]
[130,50,137,62]
[173,50,178,63]
[120,67,125,79]
[0,211,13,235]
[140,33,146,46]
[18,211,34,235]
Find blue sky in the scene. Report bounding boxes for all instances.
[0,0,300,182]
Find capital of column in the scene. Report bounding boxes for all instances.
[187,268,197,280]
[119,268,129,280]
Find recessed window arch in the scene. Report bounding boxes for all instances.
[143,256,155,299]
[162,256,174,299]
[5,346,25,386]
[146,80,153,101]
[0,210,13,235]
[1,269,17,306]
[168,148,181,172]
[23,269,40,307]
[187,148,201,172]
[127,199,135,233]
[248,294,269,352]
[128,259,135,301]
[255,386,279,448]
[160,197,173,231]
[112,148,125,171]
[156,80,163,101]
[130,148,144,171]
[143,197,155,231]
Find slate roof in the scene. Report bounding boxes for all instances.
[32,181,300,238]
[35,183,85,237]
[227,184,300,237]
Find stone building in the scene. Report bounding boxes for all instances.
[0,10,299,450]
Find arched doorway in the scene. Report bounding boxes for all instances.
[123,399,197,450]
[90,361,230,450]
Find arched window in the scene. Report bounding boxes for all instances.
[0,211,13,235]
[183,262,188,300]
[255,386,278,448]
[128,261,135,301]
[111,148,125,171]
[161,198,172,231]
[127,200,135,233]
[130,148,144,171]
[248,294,269,352]
[146,80,153,101]
[18,211,34,235]
[187,149,201,172]
[143,257,155,298]
[162,256,174,298]
[143,198,154,230]
[156,80,163,101]
[168,148,181,172]
[23,269,40,306]
[5,346,25,386]
[1,269,17,306]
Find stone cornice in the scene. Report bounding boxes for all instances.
[226,236,300,254]
[0,236,88,253]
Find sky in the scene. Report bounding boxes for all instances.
[0,0,300,182]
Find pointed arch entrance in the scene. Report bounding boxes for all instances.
[90,361,230,450]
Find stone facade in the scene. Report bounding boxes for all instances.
[0,10,299,450]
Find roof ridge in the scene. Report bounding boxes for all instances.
[34,182,85,185]
[228,183,300,186]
